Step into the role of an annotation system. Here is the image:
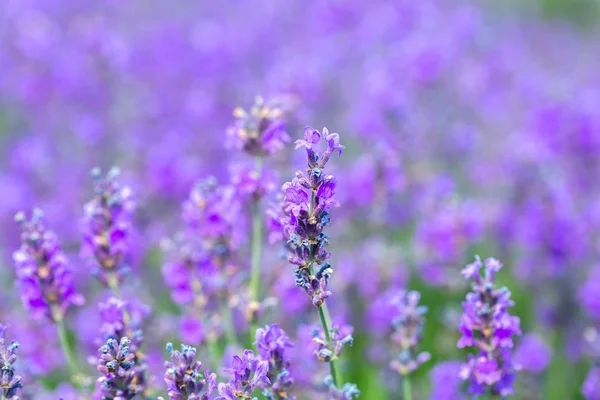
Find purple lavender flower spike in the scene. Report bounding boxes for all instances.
[282,126,343,307]
[312,324,354,363]
[13,209,85,321]
[216,349,270,400]
[255,324,295,400]
[162,342,217,400]
[227,96,289,157]
[324,376,360,399]
[96,337,143,400]
[458,256,522,397]
[389,290,431,376]
[0,325,23,400]
[82,167,135,289]
[429,361,465,400]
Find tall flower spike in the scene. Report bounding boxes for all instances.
[0,325,22,400]
[255,324,295,400]
[389,290,431,376]
[458,256,522,397]
[13,209,84,321]
[215,350,270,400]
[162,343,217,400]
[97,337,143,400]
[282,126,344,307]
[82,167,135,289]
[227,96,289,157]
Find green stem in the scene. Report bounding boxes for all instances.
[318,303,342,388]
[223,303,238,348]
[54,311,80,389]
[249,156,263,304]
[402,375,412,400]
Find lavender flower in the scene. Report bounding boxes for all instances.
[98,297,149,355]
[282,126,344,306]
[324,376,360,400]
[161,342,217,400]
[227,96,289,157]
[216,350,270,400]
[389,291,431,376]
[255,324,295,400]
[429,361,465,400]
[583,367,600,400]
[312,324,354,363]
[96,337,143,400]
[458,256,522,397]
[13,209,84,321]
[0,325,22,400]
[81,167,136,288]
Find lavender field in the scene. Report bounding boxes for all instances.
[1,1,599,399]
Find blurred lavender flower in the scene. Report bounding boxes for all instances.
[216,349,270,400]
[81,167,136,288]
[0,325,22,400]
[227,96,289,157]
[161,342,217,400]
[458,256,522,397]
[324,376,360,400]
[96,337,143,400]
[583,367,600,400]
[255,324,295,400]
[429,361,465,400]
[98,297,149,355]
[513,333,552,374]
[388,291,431,376]
[282,126,344,306]
[230,163,279,201]
[13,209,84,321]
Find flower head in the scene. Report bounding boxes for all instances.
[13,209,84,321]
[227,96,289,157]
[324,376,360,400]
[162,343,217,400]
[0,325,22,400]
[255,324,295,400]
[216,350,270,400]
[458,256,522,396]
[96,337,145,400]
[282,127,343,307]
[82,167,136,288]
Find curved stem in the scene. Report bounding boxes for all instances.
[249,156,263,305]
[318,303,342,388]
[54,311,81,389]
[402,375,412,400]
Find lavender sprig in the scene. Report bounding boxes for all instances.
[82,167,135,291]
[281,126,345,388]
[0,325,22,400]
[255,324,295,400]
[458,256,522,397]
[216,349,270,400]
[96,337,143,400]
[161,342,217,400]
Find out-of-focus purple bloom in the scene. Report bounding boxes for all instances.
[514,333,552,374]
[96,337,143,400]
[282,127,343,307]
[583,367,600,400]
[255,324,295,400]
[0,325,22,400]
[324,375,360,400]
[81,167,136,288]
[216,349,270,400]
[230,163,279,201]
[161,342,217,400]
[227,96,289,157]
[580,265,600,321]
[388,290,430,376]
[429,361,465,400]
[458,256,522,397]
[13,209,84,321]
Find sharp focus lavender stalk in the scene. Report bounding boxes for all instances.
[458,256,522,397]
[281,126,353,392]
[255,324,295,399]
[388,291,430,400]
[215,349,270,400]
[227,97,289,323]
[159,342,217,400]
[0,325,22,400]
[13,209,85,384]
[96,337,143,400]
[81,167,135,292]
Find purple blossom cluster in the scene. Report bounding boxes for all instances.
[161,342,217,400]
[458,256,522,397]
[0,325,22,400]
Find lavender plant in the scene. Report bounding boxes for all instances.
[255,324,295,399]
[458,256,522,397]
[160,342,217,400]
[0,325,22,400]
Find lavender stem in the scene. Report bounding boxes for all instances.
[53,308,80,389]
[250,155,263,304]
[403,376,412,400]
[318,302,342,387]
